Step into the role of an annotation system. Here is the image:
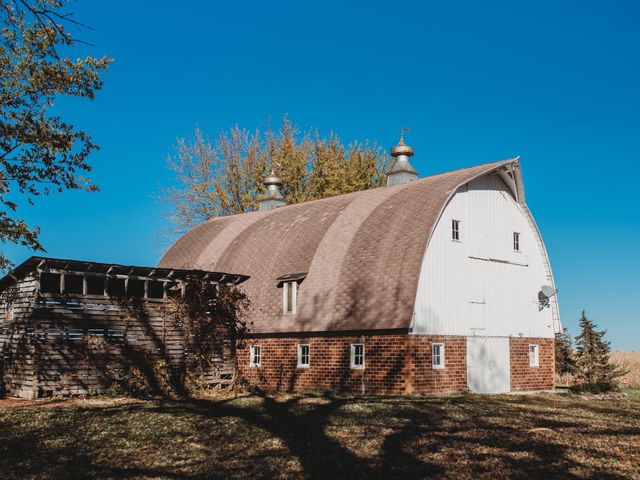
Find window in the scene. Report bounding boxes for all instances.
[513,232,520,251]
[147,281,165,299]
[297,344,310,368]
[432,343,445,369]
[452,219,460,241]
[106,278,126,297]
[283,281,297,314]
[86,276,105,295]
[529,344,539,367]
[40,272,61,294]
[350,343,365,369]
[250,345,261,367]
[64,274,84,294]
[127,279,145,298]
[5,301,14,322]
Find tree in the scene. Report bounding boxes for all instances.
[0,1,112,271]
[161,117,389,233]
[555,327,576,376]
[574,310,625,392]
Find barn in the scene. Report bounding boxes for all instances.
[160,137,561,394]
[0,257,247,398]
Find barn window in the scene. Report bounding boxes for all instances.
[297,344,310,368]
[513,232,521,251]
[147,281,165,299]
[452,220,460,241]
[63,274,84,294]
[86,276,105,295]
[529,344,539,367]
[127,279,145,298]
[283,281,297,315]
[106,278,126,297]
[250,345,261,367]
[40,272,61,294]
[350,343,365,369]
[432,343,445,369]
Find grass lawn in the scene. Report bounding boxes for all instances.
[0,390,639,480]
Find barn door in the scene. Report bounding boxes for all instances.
[466,337,511,393]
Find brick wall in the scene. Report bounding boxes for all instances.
[237,333,470,395]
[510,337,555,391]
[408,335,468,394]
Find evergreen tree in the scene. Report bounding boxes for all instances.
[555,327,576,376]
[574,310,625,392]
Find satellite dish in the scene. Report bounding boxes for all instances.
[540,285,556,298]
[537,285,557,310]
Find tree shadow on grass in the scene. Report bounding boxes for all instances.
[0,393,638,479]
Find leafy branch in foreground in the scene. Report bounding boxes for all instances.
[0,0,112,270]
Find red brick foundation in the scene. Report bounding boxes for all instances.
[510,337,555,391]
[237,333,555,395]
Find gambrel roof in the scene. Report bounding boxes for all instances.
[159,159,523,334]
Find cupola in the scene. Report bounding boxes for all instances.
[386,134,418,186]
[258,170,287,211]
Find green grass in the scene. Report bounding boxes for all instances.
[1,390,639,479]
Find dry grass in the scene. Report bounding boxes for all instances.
[0,391,639,479]
[611,351,640,388]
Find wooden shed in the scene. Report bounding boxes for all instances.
[0,257,248,399]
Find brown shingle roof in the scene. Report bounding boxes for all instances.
[159,159,517,333]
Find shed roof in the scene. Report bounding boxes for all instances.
[159,159,520,334]
[0,256,249,292]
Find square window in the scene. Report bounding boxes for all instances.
[432,343,445,369]
[106,277,126,297]
[514,232,521,251]
[63,274,84,294]
[40,272,61,294]
[452,220,460,241]
[250,345,261,367]
[283,281,297,314]
[298,344,310,368]
[529,344,539,367]
[350,343,365,369]
[147,281,165,299]
[86,276,105,295]
[127,279,145,298]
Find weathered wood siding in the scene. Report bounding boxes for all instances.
[0,274,234,398]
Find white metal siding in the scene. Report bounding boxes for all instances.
[412,174,555,338]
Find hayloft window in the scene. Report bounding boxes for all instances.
[86,276,105,295]
[283,281,297,315]
[297,344,310,368]
[432,343,445,369]
[147,281,165,299]
[452,220,460,241]
[250,345,261,367]
[64,274,84,294]
[106,277,126,297]
[40,272,61,294]
[127,279,145,298]
[350,343,365,369]
[529,344,539,367]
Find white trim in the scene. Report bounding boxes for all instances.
[250,345,261,367]
[350,343,365,369]
[297,344,310,368]
[432,343,445,369]
[283,281,297,315]
[529,344,539,368]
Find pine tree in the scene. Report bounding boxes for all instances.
[574,310,625,392]
[555,327,576,376]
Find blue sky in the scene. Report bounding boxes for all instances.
[4,1,639,349]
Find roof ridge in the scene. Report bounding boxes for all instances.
[205,157,518,220]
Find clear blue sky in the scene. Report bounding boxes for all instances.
[4,1,639,349]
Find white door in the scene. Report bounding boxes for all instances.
[467,337,511,393]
